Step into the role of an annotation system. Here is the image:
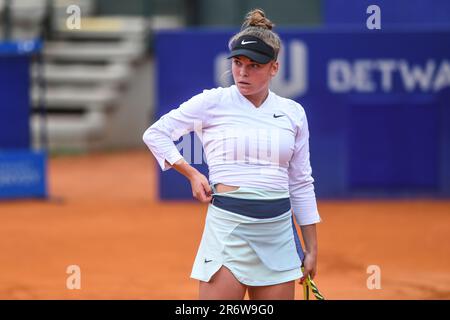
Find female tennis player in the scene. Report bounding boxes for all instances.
[143,9,321,300]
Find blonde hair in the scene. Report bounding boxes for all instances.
[228,9,281,61]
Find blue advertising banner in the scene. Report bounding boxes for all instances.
[0,39,42,150]
[0,150,47,200]
[0,40,47,201]
[154,29,450,199]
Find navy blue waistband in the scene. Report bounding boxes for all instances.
[211,195,291,219]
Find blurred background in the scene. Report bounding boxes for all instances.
[0,0,449,300]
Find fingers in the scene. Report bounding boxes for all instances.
[199,193,212,203]
[192,190,212,203]
[299,268,311,284]
[198,178,212,203]
[203,195,213,203]
[190,174,213,203]
[192,184,213,203]
[300,253,317,284]
[299,265,318,284]
[203,181,212,196]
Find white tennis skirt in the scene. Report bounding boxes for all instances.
[190,187,303,286]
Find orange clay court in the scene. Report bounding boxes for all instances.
[0,149,449,300]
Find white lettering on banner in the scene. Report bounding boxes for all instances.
[354,60,376,92]
[0,162,40,186]
[433,61,450,91]
[328,60,352,92]
[272,41,308,98]
[378,60,396,91]
[214,39,449,95]
[399,60,436,92]
[215,40,308,99]
[328,59,450,93]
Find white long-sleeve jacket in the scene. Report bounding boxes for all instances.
[143,85,321,225]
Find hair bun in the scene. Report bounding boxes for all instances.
[241,8,274,30]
